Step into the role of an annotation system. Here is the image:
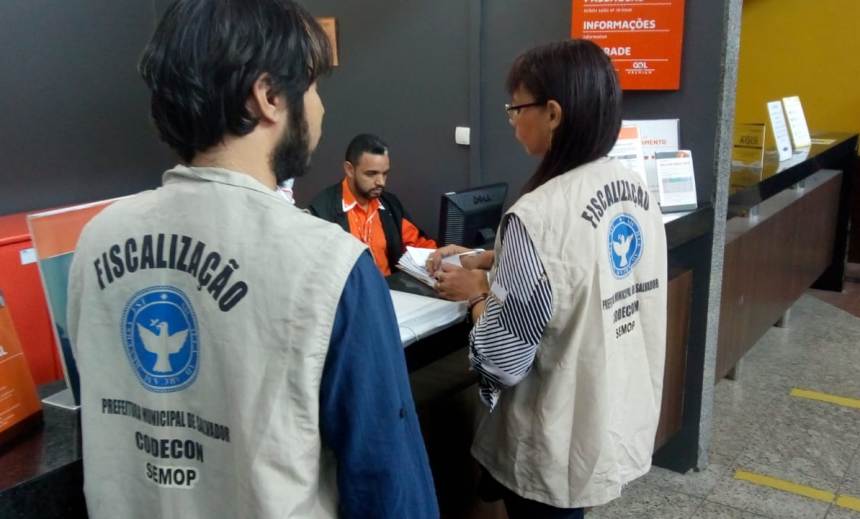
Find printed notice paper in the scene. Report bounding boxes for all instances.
[767,101,793,162]
[0,291,42,446]
[782,96,811,149]
[655,150,697,212]
[732,123,766,170]
[623,119,680,198]
[608,126,648,185]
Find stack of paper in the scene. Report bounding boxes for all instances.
[396,247,462,287]
[389,290,467,346]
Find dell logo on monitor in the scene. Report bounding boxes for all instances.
[473,194,491,205]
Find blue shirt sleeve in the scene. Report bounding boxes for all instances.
[320,251,439,519]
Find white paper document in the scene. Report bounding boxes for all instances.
[389,290,467,346]
[608,125,648,185]
[622,119,680,197]
[396,246,468,287]
[656,150,697,212]
[767,101,793,161]
[782,96,811,149]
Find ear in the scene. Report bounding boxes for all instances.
[248,73,284,125]
[343,161,355,178]
[546,99,563,132]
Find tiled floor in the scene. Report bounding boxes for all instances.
[590,289,860,519]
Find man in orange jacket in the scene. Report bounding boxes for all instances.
[309,134,437,276]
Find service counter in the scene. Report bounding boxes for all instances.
[717,133,858,380]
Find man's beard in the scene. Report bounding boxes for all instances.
[271,101,312,185]
[357,184,383,200]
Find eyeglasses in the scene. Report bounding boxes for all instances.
[504,101,545,120]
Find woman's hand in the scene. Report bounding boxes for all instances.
[434,263,489,302]
[461,250,495,271]
[426,244,470,274]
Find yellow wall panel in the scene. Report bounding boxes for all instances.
[735,0,860,152]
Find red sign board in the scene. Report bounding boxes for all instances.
[571,0,686,91]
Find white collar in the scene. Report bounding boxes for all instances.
[342,199,385,213]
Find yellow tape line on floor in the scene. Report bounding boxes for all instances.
[735,470,860,512]
[735,470,835,503]
[837,495,860,512]
[790,388,860,410]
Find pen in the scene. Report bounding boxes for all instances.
[455,249,485,258]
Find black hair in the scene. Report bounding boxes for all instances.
[344,133,389,165]
[139,0,332,162]
[507,39,622,194]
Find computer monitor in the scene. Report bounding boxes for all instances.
[438,183,508,248]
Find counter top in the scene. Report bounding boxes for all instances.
[664,205,714,250]
[728,132,858,213]
[0,383,85,518]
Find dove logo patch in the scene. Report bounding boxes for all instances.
[608,214,643,279]
[122,286,199,392]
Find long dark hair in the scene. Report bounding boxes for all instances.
[507,39,622,194]
[139,0,332,163]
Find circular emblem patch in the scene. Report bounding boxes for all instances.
[608,213,644,279]
[121,286,199,392]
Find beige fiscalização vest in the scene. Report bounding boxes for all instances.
[68,166,366,519]
[471,158,668,509]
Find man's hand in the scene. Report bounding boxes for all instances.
[434,263,489,302]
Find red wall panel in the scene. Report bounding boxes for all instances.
[0,213,61,384]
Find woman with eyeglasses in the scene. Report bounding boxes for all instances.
[428,39,668,518]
